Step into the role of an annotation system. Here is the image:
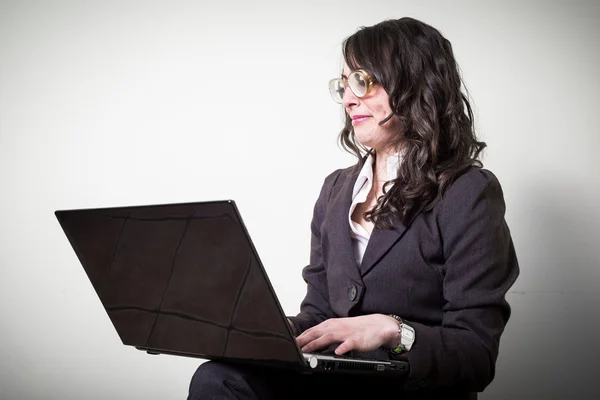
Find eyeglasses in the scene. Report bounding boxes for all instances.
[329,69,375,103]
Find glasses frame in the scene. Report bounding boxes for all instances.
[329,69,376,104]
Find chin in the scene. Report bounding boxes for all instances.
[354,132,375,148]
[354,126,395,152]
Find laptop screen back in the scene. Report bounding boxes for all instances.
[56,201,302,365]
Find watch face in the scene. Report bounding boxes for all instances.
[398,324,415,352]
[401,325,416,344]
[402,330,415,340]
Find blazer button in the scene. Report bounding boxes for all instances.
[348,284,357,301]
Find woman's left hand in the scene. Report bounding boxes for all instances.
[295,314,398,355]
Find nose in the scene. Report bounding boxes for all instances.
[342,86,359,108]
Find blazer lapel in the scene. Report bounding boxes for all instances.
[326,165,364,285]
[359,217,407,277]
[360,203,426,277]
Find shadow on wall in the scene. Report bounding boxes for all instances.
[482,178,600,400]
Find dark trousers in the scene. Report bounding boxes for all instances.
[187,361,476,400]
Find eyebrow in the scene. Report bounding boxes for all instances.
[341,73,348,79]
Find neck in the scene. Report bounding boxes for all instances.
[373,148,398,184]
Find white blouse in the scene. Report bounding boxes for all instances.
[348,153,402,267]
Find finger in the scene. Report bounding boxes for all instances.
[296,329,321,347]
[334,338,356,355]
[296,325,318,340]
[296,323,331,347]
[297,319,340,347]
[301,332,338,353]
[298,320,330,337]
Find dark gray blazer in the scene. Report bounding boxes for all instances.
[288,164,519,393]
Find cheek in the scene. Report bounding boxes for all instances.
[377,104,392,117]
[367,93,392,117]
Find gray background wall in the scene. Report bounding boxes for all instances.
[1,0,599,398]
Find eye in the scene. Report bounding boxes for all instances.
[349,72,368,97]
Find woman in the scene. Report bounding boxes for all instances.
[188,17,519,399]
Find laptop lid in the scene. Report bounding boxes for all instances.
[55,200,304,367]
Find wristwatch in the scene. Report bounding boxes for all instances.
[387,314,415,354]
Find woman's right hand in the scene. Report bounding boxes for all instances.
[295,314,398,355]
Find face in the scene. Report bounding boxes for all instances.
[341,63,400,152]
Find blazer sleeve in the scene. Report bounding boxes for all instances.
[287,170,342,335]
[400,169,519,391]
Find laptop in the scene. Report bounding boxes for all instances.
[55,200,409,375]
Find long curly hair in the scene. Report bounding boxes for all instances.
[339,17,486,228]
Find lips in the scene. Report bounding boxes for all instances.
[351,115,371,125]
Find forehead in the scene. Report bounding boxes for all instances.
[342,62,354,77]
[342,60,369,78]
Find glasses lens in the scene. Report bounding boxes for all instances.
[348,71,369,97]
[329,79,345,103]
